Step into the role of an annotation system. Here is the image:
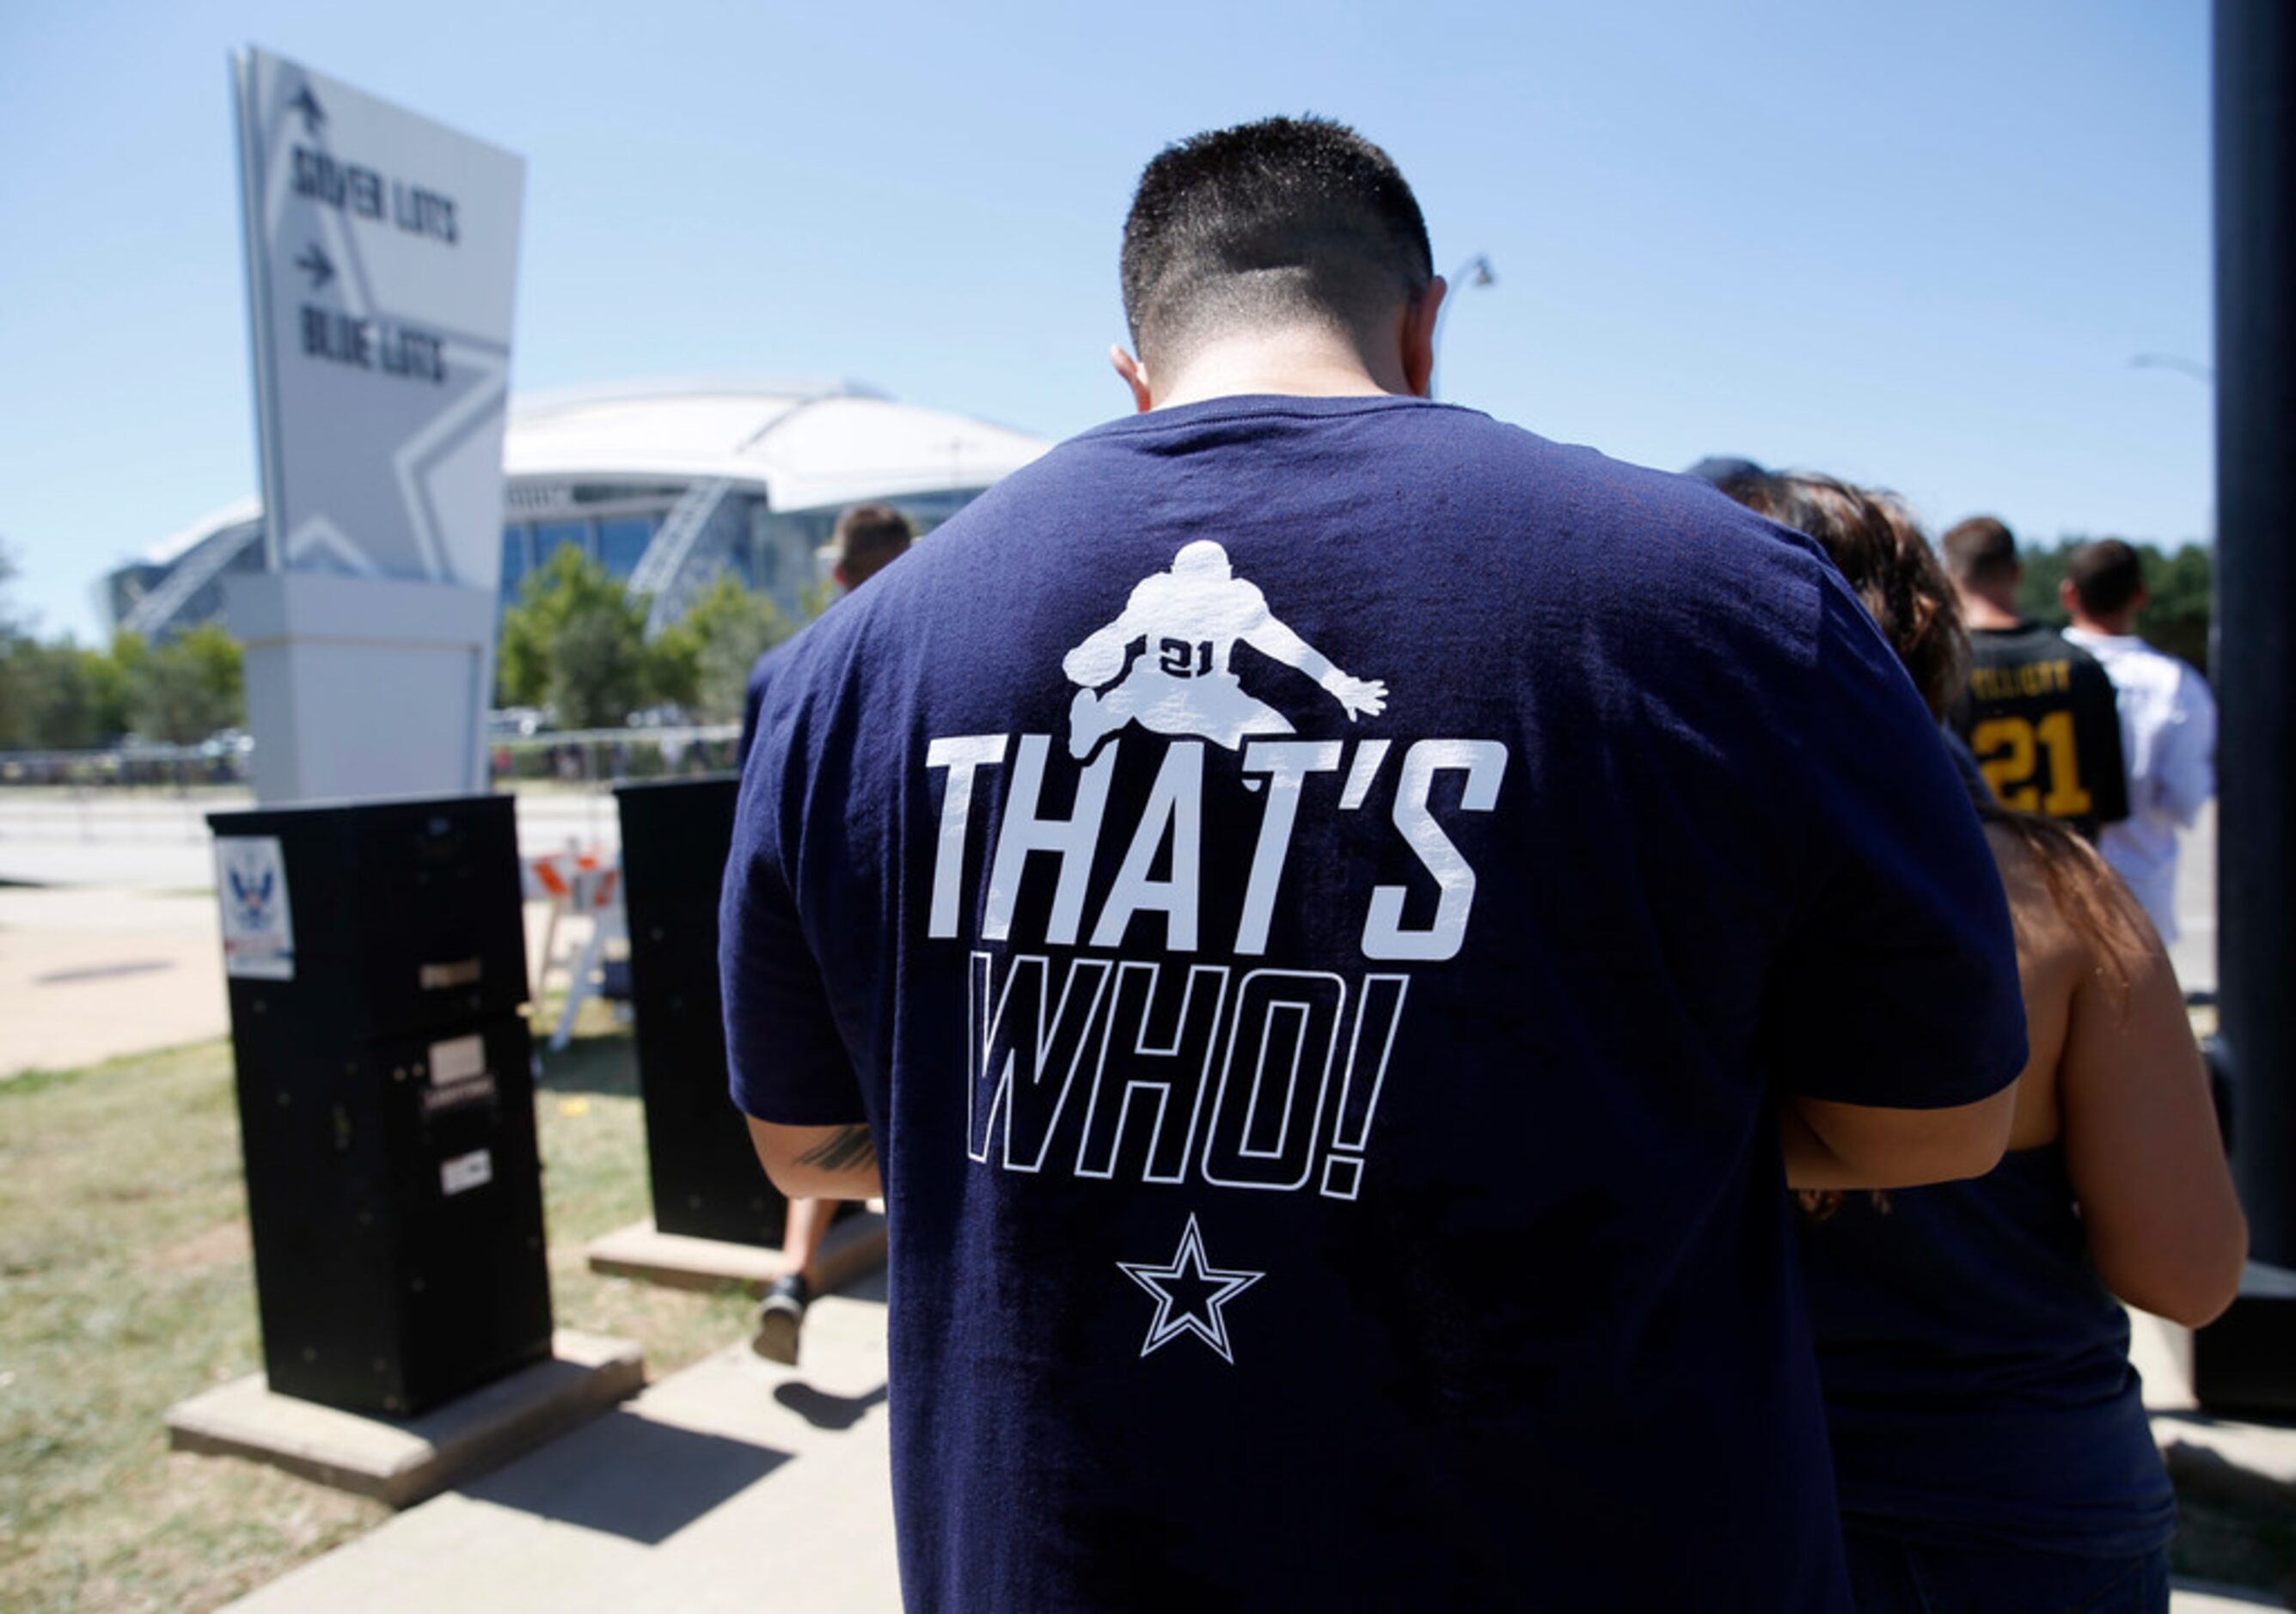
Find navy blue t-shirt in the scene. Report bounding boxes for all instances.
[736,642,791,768]
[722,394,2025,1611]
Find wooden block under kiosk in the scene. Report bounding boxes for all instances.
[585,1211,887,1296]
[165,1329,643,1508]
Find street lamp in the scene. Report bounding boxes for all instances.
[1433,254,1497,398]
[1441,254,1497,333]
[2130,352,2215,383]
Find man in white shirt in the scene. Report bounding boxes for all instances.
[2060,539,2218,941]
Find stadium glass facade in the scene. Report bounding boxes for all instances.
[103,380,1050,645]
[496,483,986,616]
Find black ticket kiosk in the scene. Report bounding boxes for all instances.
[615,776,790,1248]
[208,794,552,1417]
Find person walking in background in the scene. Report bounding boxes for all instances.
[2060,539,2218,945]
[735,500,913,1364]
[721,115,2025,1611]
[1724,473,2244,1614]
[1943,516,2129,841]
[737,504,915,768]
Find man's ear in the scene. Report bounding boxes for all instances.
[2059,577,2079,614]
[1402,276,1448,399]
[1110,345,1154,413]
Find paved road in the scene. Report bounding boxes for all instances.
[0,792,631,1076]
[0,790,627,890]
[2167,798,2219,997]
[0,883,230,1077]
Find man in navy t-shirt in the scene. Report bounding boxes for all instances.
[723,116,2024,1611]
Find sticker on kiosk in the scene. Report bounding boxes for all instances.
[440,1150,494,1196]
[215,836,297,981]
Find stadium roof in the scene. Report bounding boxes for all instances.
[137,377,1048,567]
[143,494,263,569]
[505,376,1047,514]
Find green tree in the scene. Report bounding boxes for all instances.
[9,639,128,749]
[496,547,652,728]
[2014,544,2072,627]
[106,631,148,730]
[2138,542,2213,673]
[660,572,795,723]
[643,622,701,714]
[132,624,244,744]
[0,541,26,745]
[551,605,650,731]
[2017,537,2212,675]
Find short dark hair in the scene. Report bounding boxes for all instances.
[1119,116,1435,364]
[2066,538,2145,619]
[833,503,914,582]
[1940,516,2020,587]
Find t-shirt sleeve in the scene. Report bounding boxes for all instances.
[735,676,764,770]
[734,649,777,771]
[1770,572,2029,1110]
[719,716,868,1127]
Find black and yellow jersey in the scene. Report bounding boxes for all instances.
[1947,621,2130,839]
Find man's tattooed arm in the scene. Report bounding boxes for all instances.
[795,1124,877,1177]
[746,1116,884,1200]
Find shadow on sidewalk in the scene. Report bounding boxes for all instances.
[775,1381,888,1431]
[459,1409,790,1544]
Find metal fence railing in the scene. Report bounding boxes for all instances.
[486,724,742,787]
[0,726,744,847]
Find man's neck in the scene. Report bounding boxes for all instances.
[1957,590,2025,632]
[1146,328,1408,410]
[2066,611,2138,639]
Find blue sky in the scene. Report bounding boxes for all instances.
[0,0,2212,642]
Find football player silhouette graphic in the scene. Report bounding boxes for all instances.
[1062,541,1387,759]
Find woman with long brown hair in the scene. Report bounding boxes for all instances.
[1726,473,2246,1614]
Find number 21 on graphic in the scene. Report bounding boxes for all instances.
[1972,712,2091,815]
[1159,638,1213,677]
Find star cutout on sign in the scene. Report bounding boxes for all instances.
[1117,1214,1265,1364]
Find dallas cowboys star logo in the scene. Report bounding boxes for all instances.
[1117,1214,1265,1363]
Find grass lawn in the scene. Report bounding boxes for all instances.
[0,1017,755,1614]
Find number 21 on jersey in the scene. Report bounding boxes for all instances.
[1972,712,2091,816]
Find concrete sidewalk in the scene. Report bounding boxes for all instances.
[0,883,229,1077]
[220,1275,900,1614]
[0,793,631,1077]
[213,1283,2293,1612]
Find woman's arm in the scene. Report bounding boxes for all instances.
[2059,886,2245,1326]
[1781,1087,2017,1189]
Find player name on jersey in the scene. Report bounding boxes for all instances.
[1969,659,2073,700]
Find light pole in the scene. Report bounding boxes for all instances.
[2196,0,2296,1415]
[2130,352,2216,383]
[1432,254,1497,398]
[1439,254,1497,334]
